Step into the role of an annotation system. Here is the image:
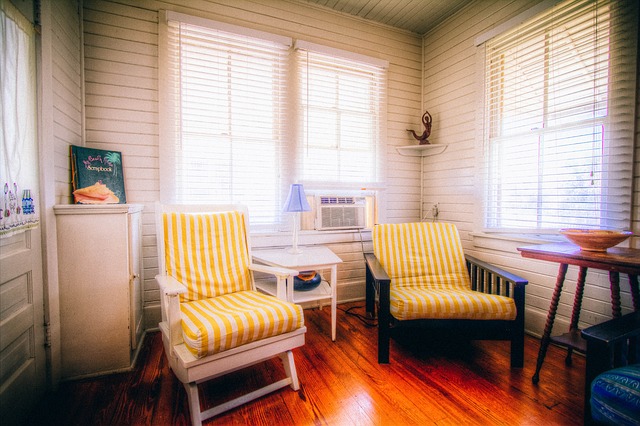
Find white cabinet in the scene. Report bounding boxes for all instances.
[54,204,143,379]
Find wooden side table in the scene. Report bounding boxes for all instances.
[518,242,640,384]
[252,245,343,341]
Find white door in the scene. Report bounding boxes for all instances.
[0,229,46,424]
[0,2,47,423]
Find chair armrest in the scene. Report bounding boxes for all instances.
[364,252,391,310]
[364,252,391,283]
[582,310,640,346]
[465,255,528,290]
[581,311,640,423]
[249,263,299,301]
[155,274,187,296]
[364,253,390,308]
[581,311,640,373]
[155,274,187,350]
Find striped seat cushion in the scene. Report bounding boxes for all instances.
[391,288,516,321]
[162,211,253,301]
[373,222,516,321]
[181,290,305,358]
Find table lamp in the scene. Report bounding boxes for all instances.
[283,183,311,254]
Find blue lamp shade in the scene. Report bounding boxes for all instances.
[283,184,311,212]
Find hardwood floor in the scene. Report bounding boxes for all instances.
[32,302,585,425]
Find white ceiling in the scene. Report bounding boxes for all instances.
[295,0,471,34]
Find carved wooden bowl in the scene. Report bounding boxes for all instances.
[560,229,633,252]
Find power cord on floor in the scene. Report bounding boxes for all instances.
[340,228,378,327]
[338,304,377,327]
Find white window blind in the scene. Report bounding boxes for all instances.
[482,0,637,232]
[159,13,388,230]
[159,12,292,227]
[295,42,387,189]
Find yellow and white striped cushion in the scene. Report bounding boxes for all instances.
[163,211,252,301]
[373,222,471,290]
[180,290,305,358]
[373,222,516,321]
[390,288,516,321]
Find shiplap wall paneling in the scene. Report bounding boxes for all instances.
[52,0,83,204]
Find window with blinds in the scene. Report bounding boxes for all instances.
[481,0,637,232]
[295,43,386,187]
[159,12,387,229]
[160,12,291,227]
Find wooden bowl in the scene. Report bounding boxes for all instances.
[560,229,632,252]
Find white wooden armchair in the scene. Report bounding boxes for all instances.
[155,204,306,426]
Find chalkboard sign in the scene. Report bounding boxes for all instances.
[70,145,126,204]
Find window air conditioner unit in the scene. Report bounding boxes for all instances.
[315,195,366,230]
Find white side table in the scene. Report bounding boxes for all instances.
[252,245,342,341]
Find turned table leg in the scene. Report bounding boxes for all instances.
[609,271,622,318]
[629,275,639,311]
[565,266,587,366]
[533,263,569,384]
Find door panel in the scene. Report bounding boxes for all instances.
[0,228,46,424]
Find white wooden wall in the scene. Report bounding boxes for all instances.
[421,0,640,337]
[79,0,424,329]
[51,0,83,203]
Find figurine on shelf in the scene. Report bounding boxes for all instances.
[407,110,432,145]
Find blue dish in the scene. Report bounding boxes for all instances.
[294,271,321,291]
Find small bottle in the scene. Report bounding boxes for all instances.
[22,190,33,214]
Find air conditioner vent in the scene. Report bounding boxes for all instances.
[320,196,357,205]
[316,195,366,230]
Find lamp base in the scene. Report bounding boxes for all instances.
[287,247,303,255]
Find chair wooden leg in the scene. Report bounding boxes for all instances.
[511,329,524,368]
[378,283,391,364]
[279,350,300,390]
[184,382,202,426]
[365,269,376,318]
[179,350,301,425]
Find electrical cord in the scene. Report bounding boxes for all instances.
[338,304,377,327]
[336,228,377,327]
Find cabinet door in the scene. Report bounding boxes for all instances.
[57,211,130,378]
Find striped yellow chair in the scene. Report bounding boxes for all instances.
[155,204,306,426]
[365,222,527,366]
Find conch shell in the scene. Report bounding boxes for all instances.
[73,182,119,204]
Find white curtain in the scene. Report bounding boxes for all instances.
[0,0,39,237]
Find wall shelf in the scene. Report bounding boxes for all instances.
[396,144,447,157]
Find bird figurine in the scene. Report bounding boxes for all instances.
[407,111,432,145]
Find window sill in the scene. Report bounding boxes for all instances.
[470,231,564,253]
[252,228,372,249]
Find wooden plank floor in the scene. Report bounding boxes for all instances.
[33,302,585,425]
